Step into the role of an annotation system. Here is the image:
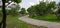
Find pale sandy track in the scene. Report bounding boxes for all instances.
[19,15,60,28]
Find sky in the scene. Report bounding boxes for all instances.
[19,0,60,9]
[0,0,59,9]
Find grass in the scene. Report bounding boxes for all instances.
[0,16,47,28]
[0,16,2,22]
[29,14,60,22]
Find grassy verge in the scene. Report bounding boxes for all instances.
[29,14,60,22]
[0,16,47,28]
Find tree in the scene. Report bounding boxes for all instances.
[46,1,56,14]
[27,2,46,16]
[56,2,60,19]
[20,8,26,15]
[27,5,34,16]
[0,0,7,28]
[27,2,47,16]
[6,0,21,16]
[0,0,21,28]
[37,2,47,16]
[27,2,56,17]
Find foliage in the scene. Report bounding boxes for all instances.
[37,2,47,16]
[6,0,21,16]
[29,14,60,22]
[58,2,60,6]
[27,2,56,16]
[27,2,60,20]
[48,2,56,8]
[6,0,22,3]
[6,5,20,16]
[20,8,26,15]
[46,2,56,13]
[27,6,36,16]
[0,0,21,16]
[55,2,60,19]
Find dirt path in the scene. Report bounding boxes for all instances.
[19,15,60,28]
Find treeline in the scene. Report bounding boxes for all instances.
[27,2,60,19]
[0,6,26,16]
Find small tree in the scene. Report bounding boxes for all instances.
[20,8,26,15]
[27,6,36,16]
[56,2,60,19]
[37,2,47,16]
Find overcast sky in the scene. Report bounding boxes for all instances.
[19,0,60,9]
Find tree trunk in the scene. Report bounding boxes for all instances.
[2,0,6,28]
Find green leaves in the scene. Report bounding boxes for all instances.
[27,2,56,16]
[6,0,22,3]
[48,2,56,9]
[20,8,26,14]
[13,0,21,3]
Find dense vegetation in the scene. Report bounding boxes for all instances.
[19,8,26,16]
[27,1,60,22]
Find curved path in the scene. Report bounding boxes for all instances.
[19,15,60,28]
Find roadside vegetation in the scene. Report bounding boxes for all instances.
[27,1,60,22]
[6,16,47,28]
[0,16,47,28]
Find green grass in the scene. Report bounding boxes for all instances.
[29,14,60,22]
[0,16,47,28]
[0,16,2,22]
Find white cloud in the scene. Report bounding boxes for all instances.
[39,0,42,1]
[29,2,35,5]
